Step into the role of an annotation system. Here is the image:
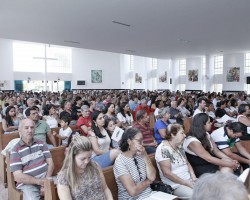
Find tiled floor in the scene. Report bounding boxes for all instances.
[0,178,8,200]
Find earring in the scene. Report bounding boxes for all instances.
[128,146,131,151]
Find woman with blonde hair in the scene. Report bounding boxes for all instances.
[57,136,113,200]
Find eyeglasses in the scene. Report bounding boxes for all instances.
[134,158,143,181]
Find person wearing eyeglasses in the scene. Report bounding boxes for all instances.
[155,124,196,200]
[113,128,156,200]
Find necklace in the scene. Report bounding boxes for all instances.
[168,141,186,164]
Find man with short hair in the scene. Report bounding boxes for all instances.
[192,97,207,117]
[23,98,35,118]
[133,109,157,154]
[211,122,250,170]
[10,119,54,200]
[26,107,57,147]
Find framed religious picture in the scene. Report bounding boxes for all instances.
[135,73,142,83]
[91,70,102,83]
[188,69,198,82]
[159,71,167,83]
[227,67,240,82]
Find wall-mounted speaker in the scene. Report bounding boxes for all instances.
[247,77,250,84]
[170,78,172,84]
[77,80,86,85]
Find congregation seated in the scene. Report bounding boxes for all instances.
[76,105,92,136]
[155,124,196,199]
[192,172,249,200]
[57,136,113,200]
[1,105,20,134]
[116,102,134,129]
[154,107,171,145]
[133,110,157,154]
[113,128,156,199]
[43,104,59,128]
[10,119,54,200]
[211,122,250,173]
[88,111,120,168]
[52,116,72,147]
[26,107,57,148]
[183,113,239,177]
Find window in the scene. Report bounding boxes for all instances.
[179,59,186,75]
[202,57,206,76]
[214,55,223,74]
[245,53,250,73]
[214,84,222,93]
[130,55,134,71]
[152,58,157,69]
[13,41,72,73]
[179,84,186,92]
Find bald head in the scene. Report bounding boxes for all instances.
[18,119,35,132]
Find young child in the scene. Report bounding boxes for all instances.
[53,116,72,146]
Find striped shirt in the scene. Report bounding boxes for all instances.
[133,122,154,144]
[113,154,152,200]
[10,139,51,188]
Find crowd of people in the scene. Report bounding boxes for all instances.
[1,89,250,199]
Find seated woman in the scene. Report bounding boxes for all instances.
[76,105,92,136]
[104,118,121,149]
[88,111,120,168]
[154,107,171,144]
[104,103,122,128]
[183,113,239,177]
[57,136,113,200]
[43,104,59,128]
[116,102,134,129]
[113,128,156,200]
[2,106,20,134]
[155,124,196,199]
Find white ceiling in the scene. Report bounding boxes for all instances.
[1,0,250,59]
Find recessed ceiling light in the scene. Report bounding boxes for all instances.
[64,40,80,44]
[112,21,131,27]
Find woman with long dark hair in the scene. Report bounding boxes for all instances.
[88,111,120,168]
[183,113,239,177]
[2,105,19,134]
[116,102,134,129]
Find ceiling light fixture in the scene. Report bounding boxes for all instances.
[125,50,136,53]
[64,40,80,44]
[112,21,131,27]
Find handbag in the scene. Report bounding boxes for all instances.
[150,181,175,195]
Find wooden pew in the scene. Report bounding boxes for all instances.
[44,153,161,200]
[0,122,4,134]
[6,146,66,200]
[6,152,23,200]
[0,131,19,187]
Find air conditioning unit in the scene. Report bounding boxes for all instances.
[77,80,86,85]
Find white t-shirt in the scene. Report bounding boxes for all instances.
[192,108,202,117]
[59,127,72,146]
[117,112,133,126]
[92,129,111,158]
[155,142,191,189]
[211,126,240,150]
[44,115,58,128]
[183,133,214,156]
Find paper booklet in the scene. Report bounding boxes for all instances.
[111,126,124,142]
[143,191,178,200]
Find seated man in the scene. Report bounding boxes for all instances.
[26,107,57,148]
[211,122,250,172]
[10,119,54,200]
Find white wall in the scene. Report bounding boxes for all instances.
[185,57,202,91]
[223,53,245,91]
[0,39,14,90]
[72,48,121,89]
